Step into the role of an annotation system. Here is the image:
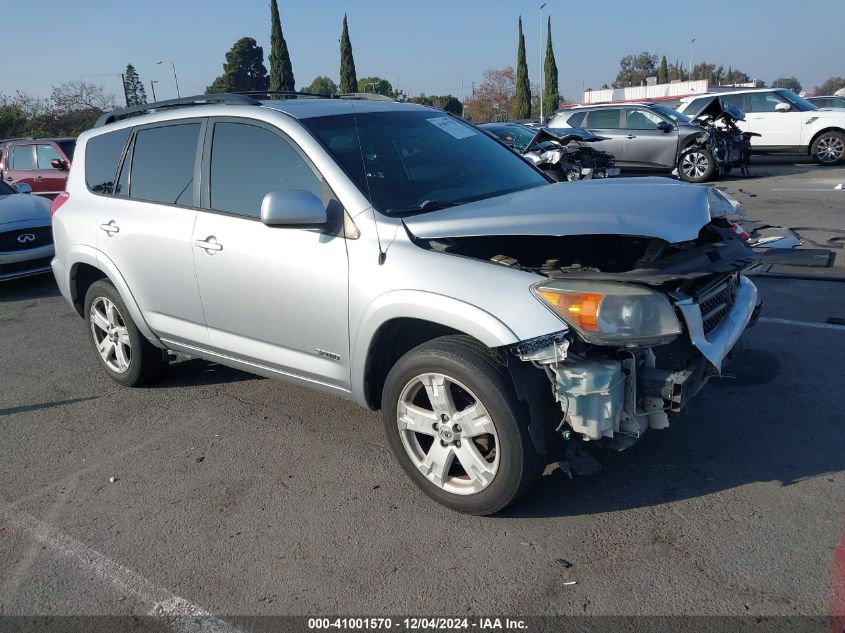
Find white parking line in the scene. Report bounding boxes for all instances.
[1,509,241,633]
[759,316,845,331]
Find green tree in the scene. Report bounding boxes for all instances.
[339,14,357,94]
[772,76,802,93]
[613,52,658,88]
[815,77,845,95]
[207,37,268,94]
[268,0,295,92]
[657,56,669,84]
[542,17,559,117]
[0,104,27,137]
[303,76,338,95]
[123,64,147,106]
[357,77,393,96]
[408,94,462,116]
[513,17,531,119]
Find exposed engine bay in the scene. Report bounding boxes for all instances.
[409,217,762,455]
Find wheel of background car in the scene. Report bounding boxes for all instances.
[84,280,166,387]
[811,131,845,166]
[381,335,542,515]
[678,148,716,183]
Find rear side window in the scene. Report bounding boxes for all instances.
[585,109,621,128]
[10,145,35,170]
[566,111,586,127]
[86,129,131,194]
[129,123,200,206]
[720,94,747,111]
[209,122,322,218]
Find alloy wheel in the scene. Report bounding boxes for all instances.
[396,373,499,495]
[90,297,131,373]
[681,152,709,179]
[816,135,844,163]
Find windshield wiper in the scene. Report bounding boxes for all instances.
[388,199,460,215]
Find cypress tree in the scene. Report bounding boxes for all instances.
[542,17,558,117]
[269,0,295,92]
[657,56,669,84]
[513,17,531,119]
[124,64,147,106]
[339,14,357,94]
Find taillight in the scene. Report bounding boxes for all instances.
[50,192,69,217]
[729,222,750,241]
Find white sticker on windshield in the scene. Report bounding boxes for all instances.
[427,116,477,139]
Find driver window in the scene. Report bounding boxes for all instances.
[747,92,786,113]
[624,108,664,130]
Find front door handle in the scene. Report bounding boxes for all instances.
[194,236,223,254]
[626,134,637,139]
[4,176,12,181]
[99,220,119,235]
[35,176,43,181]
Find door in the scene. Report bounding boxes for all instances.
[582,108,627,164]
[621,107,678,168]
[97,121,207,344]
[33,144,68,197]
[742,92,803,148]
[4,144,37,191]
[192,119,350,390]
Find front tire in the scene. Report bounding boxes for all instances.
[679,147,716,183]
[811,131,845,165]
[84,280,165,387]
[382,336,542,515]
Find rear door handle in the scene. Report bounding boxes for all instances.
[194,236,223,254]
[99,220,119,234]
[626,134,636,139]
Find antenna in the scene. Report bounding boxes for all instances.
[349,101,387,265]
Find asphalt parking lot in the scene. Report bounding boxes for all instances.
[1,159,844,625]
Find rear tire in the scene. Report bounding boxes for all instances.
[84,280,165,387]
[811,131,845,165]
[381,335,542,515]
[678,147,716,183]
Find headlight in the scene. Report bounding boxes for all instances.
[532,280,681,346]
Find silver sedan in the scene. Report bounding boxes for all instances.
[0,181,55,282]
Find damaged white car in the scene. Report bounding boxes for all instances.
[53,95,762,515]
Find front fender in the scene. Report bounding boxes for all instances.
[349,290,522,405]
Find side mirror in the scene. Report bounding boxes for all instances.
[50,158,68,171]
[260,190,327,227]
[774,102,791,112]
[656,120,673,133]
[15,182,32,194]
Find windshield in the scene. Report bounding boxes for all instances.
[57,139,76,160]
[303,110,548,214]
[649,104,691,123]
[777,90,817,111]
[482,124,538,151]
[0,180,16,195]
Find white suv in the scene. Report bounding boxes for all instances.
[678,88,845,165]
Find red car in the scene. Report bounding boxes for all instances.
[0,138,76,199]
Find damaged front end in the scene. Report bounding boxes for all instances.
[405,184,762,453]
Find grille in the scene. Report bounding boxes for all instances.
[697,274,739,335]
[0,226,53,252]
[0,256,52,275]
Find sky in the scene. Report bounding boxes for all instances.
[2,0,844,104]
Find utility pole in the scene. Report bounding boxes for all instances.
[157,60,181,98]
[150,80,159,101]
[689,38,696,81]
[539,3,547,123]
[120,73,130,107]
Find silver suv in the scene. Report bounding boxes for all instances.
[51,93,761,514]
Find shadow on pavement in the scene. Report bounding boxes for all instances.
[0,396,99,417]
[0,274,60,303]
[150,358,260,389]
[504,345,844,519]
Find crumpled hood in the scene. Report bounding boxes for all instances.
[0,193,52,226]
[403,177,715,244]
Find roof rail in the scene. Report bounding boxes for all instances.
[337,92,395,102]
[234,90,329,99]
[94,93,261,128]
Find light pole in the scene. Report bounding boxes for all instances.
[157,60,181,98]
[450,73,464,110]
[539,2,547,123]
[150,80,159,102]
[688,38,695,81]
